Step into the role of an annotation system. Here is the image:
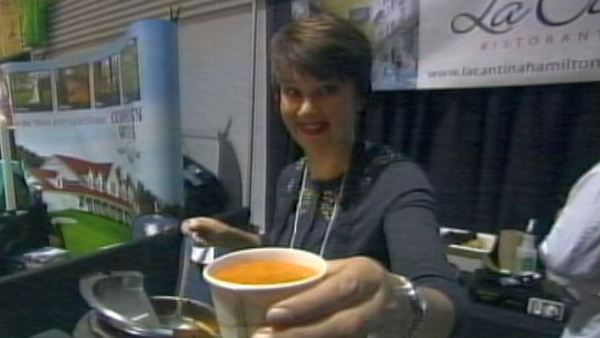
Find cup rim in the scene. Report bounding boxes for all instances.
[203,247,327,291]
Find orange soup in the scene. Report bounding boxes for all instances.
[213,260,317,285]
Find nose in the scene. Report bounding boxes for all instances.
[298,96,317,117]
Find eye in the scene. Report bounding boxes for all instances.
[317,83,339,96]
[282,87,301,98]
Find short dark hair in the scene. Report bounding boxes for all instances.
[270,14,372,97]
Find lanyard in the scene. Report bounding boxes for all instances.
[289,163,348,256]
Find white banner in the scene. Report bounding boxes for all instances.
[293,0,600,90]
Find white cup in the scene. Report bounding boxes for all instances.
[203,247,327,338]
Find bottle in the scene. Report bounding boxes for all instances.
[516,219,538,273]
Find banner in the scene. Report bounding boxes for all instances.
[293,0,600,90]
[0,20,182,253]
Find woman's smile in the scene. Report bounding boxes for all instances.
[297,122,330,136]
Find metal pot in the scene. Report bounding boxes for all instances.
[79,271,218,337]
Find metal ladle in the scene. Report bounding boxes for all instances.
[168,235,214,333]
[79,271,161,329]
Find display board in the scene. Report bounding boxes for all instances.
[0,20,182,253]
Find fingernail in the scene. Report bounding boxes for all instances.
[266,307,294,324]
[251,327,273,338]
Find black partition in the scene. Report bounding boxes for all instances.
[0,231,181,338]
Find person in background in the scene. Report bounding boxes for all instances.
[540,161,600,338]
[182,14,465,338]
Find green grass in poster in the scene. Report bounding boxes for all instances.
[50,209,132,256]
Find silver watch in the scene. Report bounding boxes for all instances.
[392,275,427,338]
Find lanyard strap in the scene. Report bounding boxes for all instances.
[289,163,347,256]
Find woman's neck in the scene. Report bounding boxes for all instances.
[305,141,354,180]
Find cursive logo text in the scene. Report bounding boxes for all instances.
[451,0,599,34]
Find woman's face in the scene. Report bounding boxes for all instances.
[279,72,362,154]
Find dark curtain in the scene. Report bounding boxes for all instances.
[365,83,600,236]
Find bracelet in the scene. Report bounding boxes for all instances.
[392,275,427,338]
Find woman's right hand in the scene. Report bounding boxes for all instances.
[181,217,261,249]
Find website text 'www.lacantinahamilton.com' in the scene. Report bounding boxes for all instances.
[427,57,600,79]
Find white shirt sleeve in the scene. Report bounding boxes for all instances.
[540,162,600,281]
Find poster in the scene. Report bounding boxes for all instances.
[0,20,182,253]
[293,0,600,90]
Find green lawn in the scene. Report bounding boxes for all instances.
[51,209,132,256]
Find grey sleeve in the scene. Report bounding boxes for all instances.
[380,162,453,279]
[382,162,468,330]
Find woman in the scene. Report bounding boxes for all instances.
[183,14,465,338]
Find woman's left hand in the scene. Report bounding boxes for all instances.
[251,257,411,338]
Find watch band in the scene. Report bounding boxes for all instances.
[392,275,427,338]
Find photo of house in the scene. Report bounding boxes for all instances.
[27,154,137,224]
